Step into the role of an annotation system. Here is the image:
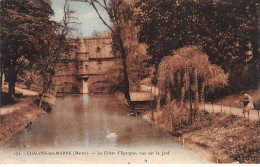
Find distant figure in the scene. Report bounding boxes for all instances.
[241,91,254,118]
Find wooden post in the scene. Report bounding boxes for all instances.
[151,109,154,122]
[0,109,2,132]
[257,109,260,121]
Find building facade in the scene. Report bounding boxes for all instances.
[53,37,118,94]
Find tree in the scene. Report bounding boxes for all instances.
[0,0,54,99]
[35,0,79,107]
[136,0,259,91]
[73,0,132,103]
[157,46,228,123]
[91,30,103,37]
[118,1,152,91]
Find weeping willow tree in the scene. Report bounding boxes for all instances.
[157,46,228,124]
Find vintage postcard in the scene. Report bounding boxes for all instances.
[0,0,259,164]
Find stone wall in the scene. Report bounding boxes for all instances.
[53,37,118,94]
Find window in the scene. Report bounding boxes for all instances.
[85,65,88,71]
[97,60,102,64]
[96,46,101,53]
[78,61,83,69]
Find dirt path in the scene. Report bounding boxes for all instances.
[14,87,38,96]
[0,87,38,116]
[3,85,38,96]
[199,104,260,121]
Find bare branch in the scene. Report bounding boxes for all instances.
[93,0,106,10]
[89,0,113,31]
[61,0,79,37]
[103,0,108,9]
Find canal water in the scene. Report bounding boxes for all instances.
[0,95,208,164]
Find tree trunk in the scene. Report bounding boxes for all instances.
[193,69,199,112]
[0,65,3,107]
[156,93,161,112]
[189,72,193,124]
[250,28,260,89]
[180,72,187,107]
[9,79,15,96]
[180,86,185,107]
[39,78,49,108]
[0,65,2,95]
[251,29,259,61]
[38,92,45,108]
[118,32,130,105]
[7,66,17,99]
[199,82,205,103]
[193,69,200,124]
[166,91,171,104]
[39,73,48,108]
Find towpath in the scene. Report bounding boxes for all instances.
[0,86,38,116]
[199,104,260,121]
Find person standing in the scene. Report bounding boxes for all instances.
[241,91,254,118]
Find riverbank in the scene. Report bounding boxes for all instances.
[0,97,45,145]
[143,108,259,164]
[114,92,259,164]
[114,92,130,108]
[0,86,54,145]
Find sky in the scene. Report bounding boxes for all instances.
[51,0,110,38]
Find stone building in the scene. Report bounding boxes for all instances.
[53,37,119,94]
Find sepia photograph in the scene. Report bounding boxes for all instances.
[0,0,259,165]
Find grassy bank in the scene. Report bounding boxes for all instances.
[0,97,46,145]
[115,91,260,163]
[143,109,260,163]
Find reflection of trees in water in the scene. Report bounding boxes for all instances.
[57,82,80,93]
[5,95,177,150]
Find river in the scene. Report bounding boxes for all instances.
[0,95,208,164]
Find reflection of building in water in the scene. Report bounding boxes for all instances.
[53,37,119,94]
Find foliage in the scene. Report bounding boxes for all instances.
[34,0,79,101]
[120,2,152,91]
[102,51,152,92]
[79,0,133,102]
[127,50,152,91]
[0,0,54,97]
[136,0,260,91]
[103,60,124,92]
[157,46,228,122]
[91,0,153,92]
[0,0,78,106]
[91,30,104,37]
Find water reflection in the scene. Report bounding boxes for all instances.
[0,95,207,163]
